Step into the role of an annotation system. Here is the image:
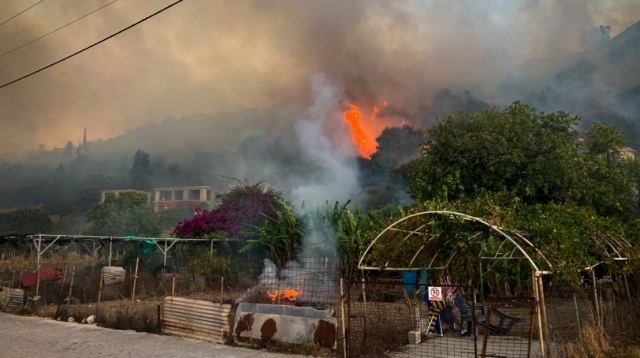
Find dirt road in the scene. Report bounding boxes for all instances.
[0,312,298,357]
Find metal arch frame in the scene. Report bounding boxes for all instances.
[356,210,552,356]
[358,210,546,273]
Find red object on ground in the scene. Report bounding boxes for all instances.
[21,268,63,288]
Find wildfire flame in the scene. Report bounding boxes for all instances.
[342,101,399,159]
[343,105,378,159]
[267,288,300,304]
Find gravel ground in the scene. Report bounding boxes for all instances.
[0,312,300,357]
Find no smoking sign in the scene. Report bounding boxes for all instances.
[428,286,443,301]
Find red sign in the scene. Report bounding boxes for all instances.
[428,286,443,301]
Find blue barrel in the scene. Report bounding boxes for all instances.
[402,271,417,293]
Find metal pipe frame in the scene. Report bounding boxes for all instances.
[358,210,545,272]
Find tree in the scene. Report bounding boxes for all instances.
[63,141,74,160]
[85,192,160,236]
[406,102,579,203]
[576,122,639,217]
[404,102,640,218]
[363,126,425,175]
[357,125,426,208]
[131,150,152,190]
[0,208,52,234]
[73,187,101,212]
[240,199,303,269]
[584,121,626,157]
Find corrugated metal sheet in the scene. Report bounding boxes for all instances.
[160,296,231,344]
[0,287,24,313]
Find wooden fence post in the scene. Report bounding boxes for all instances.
[131,257,140,303]
[219,276,224,305]
[66,265,76,309]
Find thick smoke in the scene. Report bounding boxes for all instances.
[1,1,639,154]
[2,1,640,215]
[290,75,359,208]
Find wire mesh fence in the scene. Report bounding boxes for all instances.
[346,275,541,358]
[1,236,639,357]
[0,239,347,352]
[237,257,341,307]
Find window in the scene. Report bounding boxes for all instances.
[174,191,184,200]
[159,191,172,201]
[206,190,212,201]
[189,189,200,200]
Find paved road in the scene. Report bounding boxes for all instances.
[0,312,297,357]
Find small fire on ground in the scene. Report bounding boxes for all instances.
[266,288,300,304]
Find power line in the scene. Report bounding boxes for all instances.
[0,0,119,59]
[0,0,45,28]
[0,0,184,90]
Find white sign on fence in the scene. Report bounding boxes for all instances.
[428,286,443,301]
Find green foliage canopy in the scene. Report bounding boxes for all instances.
[0,208,52,234]
[405,102,640,219]
[240,199,303,269]
[85,192,161,236]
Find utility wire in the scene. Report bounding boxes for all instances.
[0,0,45,28]
[0,0,184,90]
[0,0,119,59]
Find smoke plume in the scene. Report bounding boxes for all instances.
[0,0,638,154]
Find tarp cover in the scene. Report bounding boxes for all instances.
[21,268,63,288]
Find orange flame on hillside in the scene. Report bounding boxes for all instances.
[343,104,378,159]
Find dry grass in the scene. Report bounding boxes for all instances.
[36,299,161,333]
[550,295,640,358]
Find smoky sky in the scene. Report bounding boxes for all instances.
[0,0,638,154]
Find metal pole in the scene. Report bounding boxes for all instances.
[573,293,583,346]
[340,277,347,358]
[533,272,545,357]
[623,272,632,302]
[480,303,493,358]
[60,266,68,290]
[346,275,351,356]
[108,238,113,266]
[479,261,485,313]
[360,274,368,352]
[35,234,42,298]
[590,268,600,329]
[163,240,167,276]
[91,241,96,275]
[527,301,535,358]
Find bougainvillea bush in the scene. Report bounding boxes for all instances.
[171,206,239,238]
[172,182,282,238]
